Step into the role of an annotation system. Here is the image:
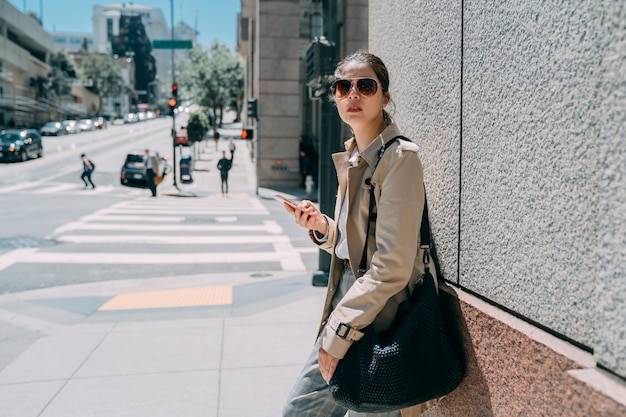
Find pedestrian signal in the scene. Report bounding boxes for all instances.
[241,128,254,139]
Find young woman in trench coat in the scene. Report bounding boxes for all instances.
[281,51,439,417]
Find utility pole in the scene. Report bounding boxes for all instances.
[170,0,179,189]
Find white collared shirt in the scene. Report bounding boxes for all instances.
[334,148,360,260]
[314,148,360,260]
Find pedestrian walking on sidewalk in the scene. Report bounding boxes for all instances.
[213,129,221,151]
[281,51,438,417]
[80,153,95,189]
[229,137,236,160]
[217,150,232,196]
[144,148,159,197]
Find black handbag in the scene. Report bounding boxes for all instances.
[328,138,464,412]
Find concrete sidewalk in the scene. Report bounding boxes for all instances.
[0,132,326,417]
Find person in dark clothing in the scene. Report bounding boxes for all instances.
[80,153,95,189]
[217,150,233,196]
[144,148,159,197]
[299,150,311,188]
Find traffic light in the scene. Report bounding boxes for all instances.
[168,98,177,112]
[241,128,254,140]
[247,98,258,119]
[172,83,178,100]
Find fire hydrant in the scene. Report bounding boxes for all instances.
[305,175,315,198]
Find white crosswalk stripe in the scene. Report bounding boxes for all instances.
[0,180,139,196]
[0,195,309,273]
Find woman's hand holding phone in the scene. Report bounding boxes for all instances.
[273,194,327,237]
[272,194,298,212]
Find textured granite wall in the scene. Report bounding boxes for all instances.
[595,2,626,379]
[369,0,463,287]
[368,0,625,382]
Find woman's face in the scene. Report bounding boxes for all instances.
[334,62,389,131]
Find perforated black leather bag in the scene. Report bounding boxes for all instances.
[328,263,463,412]
[328,137,464,412]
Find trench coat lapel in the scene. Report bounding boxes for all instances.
[331,150,352,216]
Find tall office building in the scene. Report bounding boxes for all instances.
[93,3,171,104]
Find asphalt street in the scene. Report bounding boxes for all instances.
[0,120,329,417]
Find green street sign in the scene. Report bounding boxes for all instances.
[152,39,193,50]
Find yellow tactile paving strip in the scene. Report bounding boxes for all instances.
[98,285,233,311]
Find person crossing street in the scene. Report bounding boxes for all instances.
[80,153,95,189]
[144,148,159,197]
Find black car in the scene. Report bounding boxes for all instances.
[0,129,43,162]
[120,152,169,188]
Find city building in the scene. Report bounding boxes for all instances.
[239,0,626,415]
[93,3,170,108]
[0,0,99,129]
[51,31,94,53]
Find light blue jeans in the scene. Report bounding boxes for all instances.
[282,267,402,417]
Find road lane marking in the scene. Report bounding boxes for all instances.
[101,208,265,215]
[0,248,38,272]
[16,251,305,269]
[50,221,282,234]
[98,285,233,311]
[33,183,78,194]
[0,181,45,193]
[273,242,306,271]
[56,234,291,244]
[79,214,187,222]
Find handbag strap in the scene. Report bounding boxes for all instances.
[358,136,431,276]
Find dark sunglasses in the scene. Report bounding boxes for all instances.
[330,78,379,98]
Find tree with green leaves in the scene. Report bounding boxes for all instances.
[81,54,128,99]
[48,51,77,101]
[188,41,244,129]
[187,110,211,144]
[81,53,129,117]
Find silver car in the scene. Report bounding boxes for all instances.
[40,121,67,136]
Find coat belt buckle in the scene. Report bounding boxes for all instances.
[335,322,350,339]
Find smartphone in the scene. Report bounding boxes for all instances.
[272,193,298,209]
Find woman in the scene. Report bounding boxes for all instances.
[282,51,438,417]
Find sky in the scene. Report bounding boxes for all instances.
[9,0,241,50]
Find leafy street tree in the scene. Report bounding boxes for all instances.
[186,110,211,158]
[82,54,128,100]
[188,41,244,129]
[81,53,129,117]
[187,110,211,144]
[47,51,78,101]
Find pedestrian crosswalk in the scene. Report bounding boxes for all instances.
[0,195,315,274]
[0,180,134,196]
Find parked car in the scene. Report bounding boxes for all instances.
[78,119,95,132]
[0,129,43,162]
[92,117,107,129]
[120,152,169,188]
[62,120,80,134]
[40,121,67,136]
[123,113,138,124]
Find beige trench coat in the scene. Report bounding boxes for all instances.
[310,123,439,416]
